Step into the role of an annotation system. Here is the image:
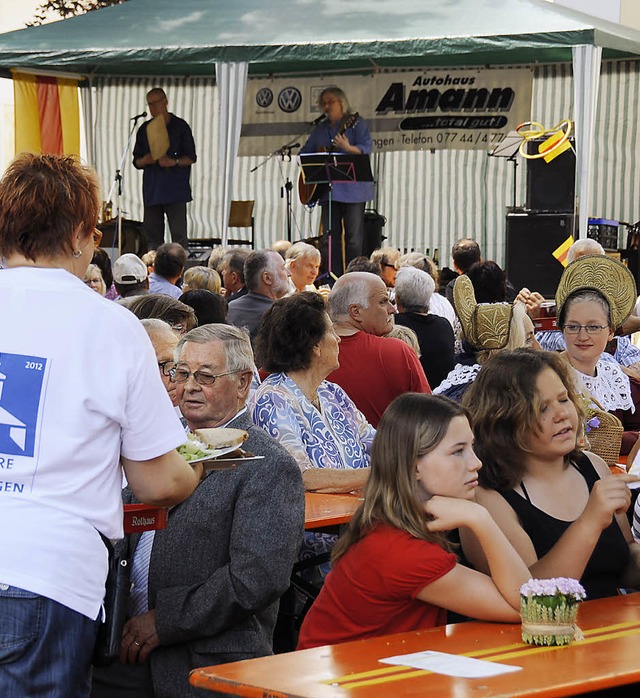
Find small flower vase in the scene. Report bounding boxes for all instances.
[519,578,586,647]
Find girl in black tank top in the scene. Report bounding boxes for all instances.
[463,350,638,599]
[498,454,629,599]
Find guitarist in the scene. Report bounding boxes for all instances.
[300,87,374,277]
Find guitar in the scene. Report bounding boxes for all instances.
[298,112,360,206]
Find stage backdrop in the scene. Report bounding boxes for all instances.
[240,68,533,156]
[88,60,640,269]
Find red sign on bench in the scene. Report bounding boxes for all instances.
[123,504,168,534]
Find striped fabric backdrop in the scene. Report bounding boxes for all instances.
[89,60,640,267]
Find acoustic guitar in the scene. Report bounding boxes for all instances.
[298,112,360,206]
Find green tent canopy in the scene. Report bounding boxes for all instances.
[0,0,640,78]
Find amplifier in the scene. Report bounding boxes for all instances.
[587,218,620,251]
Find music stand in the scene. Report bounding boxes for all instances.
[488,130,523,211]
[299,153,374,279]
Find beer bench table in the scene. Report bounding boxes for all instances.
[191,592,640,697]
[304,492,362,533]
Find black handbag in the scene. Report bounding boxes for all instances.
[92,533,131,667]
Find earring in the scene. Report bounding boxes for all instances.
[72,249,82,258]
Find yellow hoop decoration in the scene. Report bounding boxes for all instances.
[517,119,573,161]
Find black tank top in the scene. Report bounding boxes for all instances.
[498,454,629,600]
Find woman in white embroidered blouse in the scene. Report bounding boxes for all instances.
[558,284,639,455]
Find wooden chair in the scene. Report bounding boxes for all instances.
[227,200,255,248]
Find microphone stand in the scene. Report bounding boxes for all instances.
[250,119,323,241]
[106,113,146,257]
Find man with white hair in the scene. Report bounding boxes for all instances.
[227,249,290,341]
[394,266,455,390]
[93,324,304,698]
[327,271,430,427]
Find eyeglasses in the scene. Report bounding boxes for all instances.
[93,228,103,249]
[158,360,176,376]
[169,367,238,386]
[562,323,609,335]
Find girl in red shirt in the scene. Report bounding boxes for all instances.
[298,393,530,649]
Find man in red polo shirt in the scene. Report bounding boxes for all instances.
[327,271,430,427]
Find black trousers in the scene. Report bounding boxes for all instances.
[143,202,188,250]
[320,200,365,276]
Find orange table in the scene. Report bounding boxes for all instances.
[190,592,640,697]
[304,492,362,531]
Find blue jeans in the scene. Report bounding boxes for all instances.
[0,585,99,698]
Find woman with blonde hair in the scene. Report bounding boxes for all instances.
[181,264,221,294]
[83,263,107,296]
[297,393,530,649]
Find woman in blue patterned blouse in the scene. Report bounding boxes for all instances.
[252,292,374,493]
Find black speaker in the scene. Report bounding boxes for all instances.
[506,214,575,298]
[526,139,575,212]
[98,219,147,257]
[184,246,213,271]
[362,208,387,257]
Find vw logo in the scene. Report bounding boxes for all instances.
[278,87,302,113]
[256,88,273,108]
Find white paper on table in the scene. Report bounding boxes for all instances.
[380,650,522,678]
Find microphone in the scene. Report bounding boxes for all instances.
[311,114,327,126]
[288,143,300,149]
[130,111,147,121]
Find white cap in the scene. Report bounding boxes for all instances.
[113,253,148,284]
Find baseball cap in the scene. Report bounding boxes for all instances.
[113,253,148,284]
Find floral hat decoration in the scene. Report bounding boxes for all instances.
[453,273,513,351]
[555,254,636,330]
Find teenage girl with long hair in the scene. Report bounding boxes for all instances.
[297,393,530,649]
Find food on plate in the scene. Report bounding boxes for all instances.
[177,428,248,462]
[194,427,248,450]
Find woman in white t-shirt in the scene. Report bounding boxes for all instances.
[0,153,201,698]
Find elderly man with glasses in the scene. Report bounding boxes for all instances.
[92,324,304,698]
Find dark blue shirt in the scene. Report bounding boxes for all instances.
[300,116,374,204]
[133,114,197,206]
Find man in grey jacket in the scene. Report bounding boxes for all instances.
[92,324,304,698]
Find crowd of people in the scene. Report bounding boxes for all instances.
[4,151,640,698]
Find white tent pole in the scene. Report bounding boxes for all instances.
[216,61,248,246]
[80,75,95,167]
[572,44,602,240]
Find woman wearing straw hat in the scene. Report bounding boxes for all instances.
[433,274,538,401]
[555,254,640,456]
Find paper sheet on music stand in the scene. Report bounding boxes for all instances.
[147,115,170,160]
[490,131,523,158]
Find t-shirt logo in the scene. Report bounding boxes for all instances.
[0,353,47,458]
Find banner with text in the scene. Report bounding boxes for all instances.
[240,68,533,156]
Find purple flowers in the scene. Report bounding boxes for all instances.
[585,416,600,433]
[520,577,586,600]
[520,578,586,646]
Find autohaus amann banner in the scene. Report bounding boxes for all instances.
[240,67,532,156]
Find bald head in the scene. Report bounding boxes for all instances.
[567,238,605,264]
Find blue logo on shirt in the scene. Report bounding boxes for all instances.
[0,353,47,458]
